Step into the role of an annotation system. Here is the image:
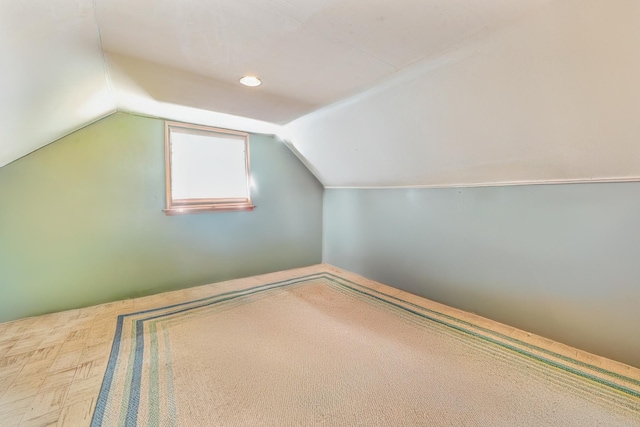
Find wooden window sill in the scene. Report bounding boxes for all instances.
[163,204,255,215]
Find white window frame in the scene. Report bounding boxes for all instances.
[164,121,254,215]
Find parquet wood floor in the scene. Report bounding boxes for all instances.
[1,264,638,426]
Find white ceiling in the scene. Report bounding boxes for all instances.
[286,0,640,187]
[0,0,550,169]
[95,0,547,121]
[0,0,114,168]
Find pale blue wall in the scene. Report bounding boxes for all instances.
[3,111,638,370]
[323,184,640,368]
[0,113,323,322]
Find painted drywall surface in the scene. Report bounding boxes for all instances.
[0,113,322,323]
[97,0,546,122]
[287,0,640,187]
[0,0,115,168]
[106,53,312,126]
[1,0,548,169]
[323,185,640,368]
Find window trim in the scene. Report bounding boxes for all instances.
[163,121,255,215]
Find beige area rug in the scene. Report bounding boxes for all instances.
[91,268,640,426]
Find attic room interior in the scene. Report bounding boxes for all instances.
[1,0,639,425]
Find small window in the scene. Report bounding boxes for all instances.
[164,121,254,215]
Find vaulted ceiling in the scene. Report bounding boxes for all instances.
[1,0,548,166]
[3,0,640,187]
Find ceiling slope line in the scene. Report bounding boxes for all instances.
[0,111,118,169]
[324,176,640,190]
[91,0,117,112]
[277,137,326,187]
[115,107,282,137]
[284,1,552,129]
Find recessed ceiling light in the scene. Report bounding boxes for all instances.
[239,76,261,87]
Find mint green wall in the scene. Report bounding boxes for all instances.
[0,113,322,322]
[323,186,640,368]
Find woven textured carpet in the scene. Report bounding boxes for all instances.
[91,269,640,426]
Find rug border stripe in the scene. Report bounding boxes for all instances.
[322,272,640,388]
[89,273,327,426]
[90,272,640,426]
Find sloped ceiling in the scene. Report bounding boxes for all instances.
[0,0,114,168]
[8,1,638,189]
[286,0,640,187]
[0,0,550,171]
[95,0,547,121]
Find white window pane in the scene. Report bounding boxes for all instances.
[170,130,248,200]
